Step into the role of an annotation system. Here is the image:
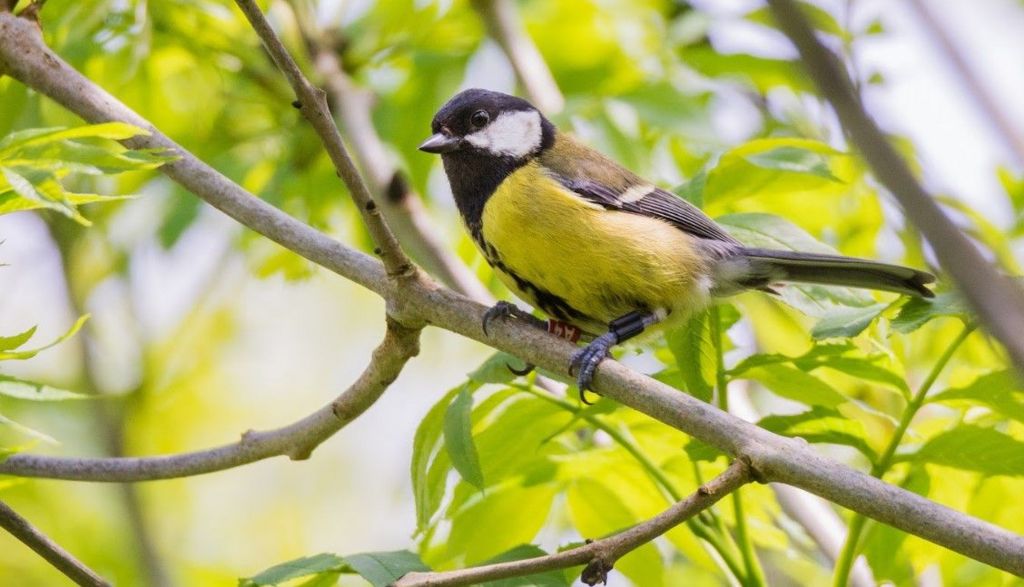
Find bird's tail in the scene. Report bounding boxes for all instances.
[741,248,935,298]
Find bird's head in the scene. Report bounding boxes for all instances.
[419,89,554,161]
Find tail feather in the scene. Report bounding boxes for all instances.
[741,248,935,298]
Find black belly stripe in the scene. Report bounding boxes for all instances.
[484,251,589,323]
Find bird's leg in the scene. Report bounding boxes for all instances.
[482,301,546,377]
[570,310,662,403]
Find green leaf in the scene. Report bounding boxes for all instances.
[0,166,92,224]
[758,407,878,461]
[48,142,175,173]
[0,326,37,351]
[682,48,813,94]
[704,139,847,207]
[811,304,888,339]
[567,479,664,587]
[444,388,485,490]
[744,146,841,181]
[480,545,570,586]
[673,169,706,208]
[447,483,558,564]
[411,385,465,531]
[0,412,58,445]
[0,122,148,156]
[666,310,715,402]
[159,193,202,248]
[468,352,523,385]
[343,550,430,587]
[0,123,171,224]
[736,364,848,408]
[240,553,347,586]
[717,213,877,317]
[0,315,89,361]
[815,357,910,399]
[902,425,1024,476]
[890,292,970,333]
[930,370,1024,423]
[730,342,854,373]
[0,376,89,401]
[465,394,569,490]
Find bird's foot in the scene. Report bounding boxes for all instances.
[481,301,544,336]
[569,332,618,404]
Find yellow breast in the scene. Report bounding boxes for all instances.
[478,162,711,329]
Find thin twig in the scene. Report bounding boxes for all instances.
[0,501,110,586]
[905,0,1024,166]
[0,320,421,481]
[395,461,751,587]
[766,0,1024,377]
[469,0,564,113]
[307,36,494,303]
[2,12,1023,575]
[233,0,412,279]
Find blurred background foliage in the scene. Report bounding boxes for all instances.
[1,0,1024,585]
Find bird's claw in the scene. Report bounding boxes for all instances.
[482,301,548,336]
[482,301,521,336]
[569,332,617,404]
[506,361,536,376]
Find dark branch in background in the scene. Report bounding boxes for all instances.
[469,0,564,114]
[44,221,172,587]
[905,0,1024,167]
[766,0,1024,376]
[1,9,1023,578]
[0,501,110,587]
[395,461,751,587]
[0,320,420,481]
[233,0,413,280]
[301,27,494,303]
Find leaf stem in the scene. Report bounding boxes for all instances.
[513,382,749,583]
[711,306,767,587]
[832,322,976,585]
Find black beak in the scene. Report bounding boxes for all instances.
[418,133,461,154]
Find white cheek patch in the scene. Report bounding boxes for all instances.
[464,110,542,158]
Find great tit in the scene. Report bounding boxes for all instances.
[420,88,934,397]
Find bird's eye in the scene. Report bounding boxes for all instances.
[470,110,490,128]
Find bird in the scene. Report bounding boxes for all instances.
[419,88,935,399]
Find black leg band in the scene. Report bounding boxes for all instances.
[570,310,663,402]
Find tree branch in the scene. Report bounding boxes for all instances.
[905,0,1024,167]
[233,0,412,280]
[0,320,420,481]
[305,31,494,304]
[1,10,1023,576]
[766,0,1024,376]
[395,460,751,587]
[469,0,564,114]
[0,500,110,586]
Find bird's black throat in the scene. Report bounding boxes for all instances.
[442,151,520,243]
[440,119,555,243]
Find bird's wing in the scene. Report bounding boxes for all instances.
[547,173,741,245]
[536,134,740,245]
